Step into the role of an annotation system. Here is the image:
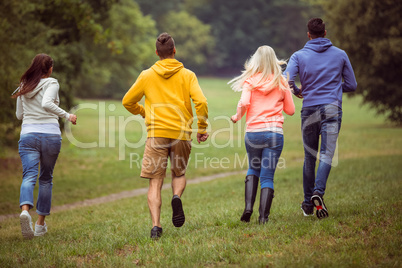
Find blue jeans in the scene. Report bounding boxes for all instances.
[245,132,284,190]
[19,133,62,215]
[301,104,342,205]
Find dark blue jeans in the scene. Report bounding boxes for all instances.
[245,131,284,190]
[19,133,62,215]
[301,104,342,206]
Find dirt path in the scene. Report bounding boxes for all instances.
[0,171,244,222]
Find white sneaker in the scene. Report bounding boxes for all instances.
[34,222,47,236]
[20,210,34,239]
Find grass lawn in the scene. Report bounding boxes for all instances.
[0,77,401,267]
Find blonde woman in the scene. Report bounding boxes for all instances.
[229,46,295,224]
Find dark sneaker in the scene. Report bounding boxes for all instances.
[311,192,329,219]
[171,195,185,227]
[301,203,314,216]
[150,226,163,239]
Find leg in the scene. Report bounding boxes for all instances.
[259,132,284,191]
[148,178,164,228]
[258,132,283,224]
[172,174,186,197]
[243,132,264,221]
[170,139,191,198]
[18,133,40,239]
[240,175,259,222]
[37,215,46,225]
[245,132,263,179]
[314,105,342,196]
[301,107,321,205]
[171,174,186,227]
[36,134,61,217]
[170,140,191,228]
[19,134,40,211]
[141,138,169,232]
[258,187,275,224]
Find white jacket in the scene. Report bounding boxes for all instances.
[16,78,70,124]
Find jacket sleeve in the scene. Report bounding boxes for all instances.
[189,74,208,134]
[122,72,145,117]
[283,89,295,116]
[342,53,357,93]
[232,80,252,122]
[42,81,70,119]
[284,54,301,96]
[16,96,23,120]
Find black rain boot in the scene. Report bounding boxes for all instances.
[240,175,259,222]
[258,187,274,224]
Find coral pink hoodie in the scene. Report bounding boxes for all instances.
[233,73,295,131]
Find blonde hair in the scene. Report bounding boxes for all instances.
[228,46,288,93]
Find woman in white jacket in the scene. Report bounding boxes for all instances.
[13,54,77,239]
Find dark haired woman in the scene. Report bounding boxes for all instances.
[14,53,77,239]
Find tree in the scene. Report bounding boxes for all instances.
[0,0,156,148]
[186,0,316,75]
[321,0,402,124]
[0,0,51,148]
[135,0,215,74]
[159,11,215,73]
[76,0,157,98]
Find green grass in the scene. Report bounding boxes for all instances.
[0,77,401,267]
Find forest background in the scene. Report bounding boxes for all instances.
[1,0,401,150]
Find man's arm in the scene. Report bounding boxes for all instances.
[284,54,301,96]
[122,72,146,117]
[189,74,208,134]
[342,54,357,93]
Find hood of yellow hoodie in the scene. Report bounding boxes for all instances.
[151,59,184,79]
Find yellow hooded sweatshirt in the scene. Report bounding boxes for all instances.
[122,59,208,141]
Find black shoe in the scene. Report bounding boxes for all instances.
[171,195,185,227]
[240,175,259,222]
[258,187,274,224]
[150,226,163,239]
[311,192,328,219]
[301,203,314,216]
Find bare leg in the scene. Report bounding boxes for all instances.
[37,215,46,225]
[171,174,186,227]
[21,205,30,211]
[172,175,186,197]
[148,178,164,227]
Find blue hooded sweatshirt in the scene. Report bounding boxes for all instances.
[284,38,357,108]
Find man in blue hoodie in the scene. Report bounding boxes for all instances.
[285,18,357,219]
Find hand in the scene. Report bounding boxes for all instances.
[69,114,77,125]
[295,85,303,99]
[197,133,209,144]
[295,93,303,99]
[230,115,237,123]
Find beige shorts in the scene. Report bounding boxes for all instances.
[141,137,192,180]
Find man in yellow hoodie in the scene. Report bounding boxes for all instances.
[122,32,209,239]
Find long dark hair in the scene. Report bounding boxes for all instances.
[13,53,53,98]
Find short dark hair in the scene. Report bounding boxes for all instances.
[156,33,175,58]
[307,18,326,38]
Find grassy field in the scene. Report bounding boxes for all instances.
[0,77,401,267]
